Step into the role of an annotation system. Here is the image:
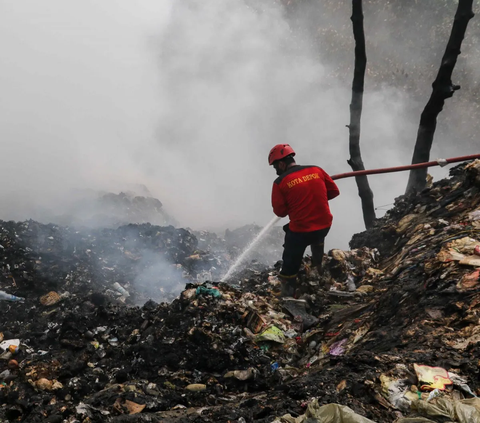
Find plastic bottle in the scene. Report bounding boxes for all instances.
[112,283,130,297]
[0,291,24,302]
[346,274,356,292]
[427,388,442,402]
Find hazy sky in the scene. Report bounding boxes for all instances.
[0,0,475,250]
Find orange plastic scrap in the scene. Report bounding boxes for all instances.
[414,364,453,391]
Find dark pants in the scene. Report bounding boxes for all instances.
[280,225,330,279]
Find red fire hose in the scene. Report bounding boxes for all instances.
[330,154,480,181]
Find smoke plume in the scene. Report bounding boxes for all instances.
[0,0,478,252]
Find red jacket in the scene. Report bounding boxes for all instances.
[271,165,340,232]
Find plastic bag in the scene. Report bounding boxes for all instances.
[273,400,376,422]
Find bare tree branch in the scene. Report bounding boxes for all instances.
[348,0,376,229]
[406,0,475,194]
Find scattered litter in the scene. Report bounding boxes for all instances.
[0,290,24,302]
[414,364,453,391]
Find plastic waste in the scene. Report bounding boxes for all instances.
[224,368,255,381]
[195,286,222,298]
[0,290,24,302]
[414,364,453,391]
[346,274,356,291]
[108,337,119,346]
[447,237,479,254]
[329,339,348,356]
[380,373,416,412]
[469,209,480,221]
[0,339,20,352]
[273,400,376,423]
[112,282,130,297]
[0,339,20,360]
[449,372,478,397]
[398,397,480,423]
[255,326,285,344]
[427,388,442,402]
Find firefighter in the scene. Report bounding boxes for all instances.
[269,143,340,297]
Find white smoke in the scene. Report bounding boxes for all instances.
[0,0,477,254]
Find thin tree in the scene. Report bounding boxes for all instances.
[406,0,475,194]
[347,0,376,229]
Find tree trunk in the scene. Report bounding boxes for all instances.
[348,0,376,229]
[406,0,475,195]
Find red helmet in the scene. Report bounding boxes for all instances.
[268,144,295,165]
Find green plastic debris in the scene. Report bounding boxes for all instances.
[163,381,176,390]
[195,286,222,298]
[255,326,285,344]
[273,400,376,422]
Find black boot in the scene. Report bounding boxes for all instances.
[280,279,296,298]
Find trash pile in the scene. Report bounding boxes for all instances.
[0,160,480,422]
[0,221,210,304]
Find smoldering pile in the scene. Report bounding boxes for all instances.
[1,161,480,423]
[0,218,284,306]
[0,222,202,305]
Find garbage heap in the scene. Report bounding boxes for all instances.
[0,221,227,305]
[0,161,480,422]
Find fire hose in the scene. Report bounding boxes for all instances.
[330,154,480,181]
